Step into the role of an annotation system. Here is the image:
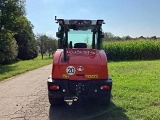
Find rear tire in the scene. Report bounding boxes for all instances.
[93,94,111,106]
[48,95,64,106]
[104,92,111,105]
[105,96,111,105]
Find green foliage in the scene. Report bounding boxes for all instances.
[122,35,132,40]
[0,0,37,62]
[103,32,115,40]
[0,30,18,64]
[36,34,58,59]
[103,32,132,41]
[0,0,37,61]
[0,0,26,32]
[36,34,48,55]
[47,38,58,56]
[103,39,160,61]
[14,25,38,60]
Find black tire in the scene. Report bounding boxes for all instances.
[48,95,64,106]
[105,96,111,105]
[93,94,111,106]
[104,92,112,105]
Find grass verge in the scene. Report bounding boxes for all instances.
[108,60,160,119]
[0,55,52,81]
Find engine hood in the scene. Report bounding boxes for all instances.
[52,48,108,80]
[66,48,102,65]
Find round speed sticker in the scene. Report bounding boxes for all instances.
[66,66,76,75]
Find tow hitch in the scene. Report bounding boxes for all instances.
[64,96,78,105]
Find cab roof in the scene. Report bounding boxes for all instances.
[56,19,105,30]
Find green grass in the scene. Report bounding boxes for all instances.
[108,60,160,119]
[0,55,52,81]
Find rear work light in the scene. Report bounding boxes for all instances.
[100,85,110,90]
[49,85,59,91]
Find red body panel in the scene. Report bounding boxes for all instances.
[52,48,108,80]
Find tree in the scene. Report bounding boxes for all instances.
[114,36,122,40]
[103,32,115,41]
[0,0,38,61]
[47,38,58,57]
[36,34,58,59]
[150,36,157,40]
[36,34,48,59]
[14,29,38,60]
[122,35,132,40]
[84,36,91,48]
[0,0,25,32]
[0,0,25,64]
[0,30,18,64]
[14,17,38,60]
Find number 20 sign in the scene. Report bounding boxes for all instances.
[66,66,76,75]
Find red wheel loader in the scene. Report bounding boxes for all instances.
[47,17,112,106]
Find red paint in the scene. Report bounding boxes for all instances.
[52,48,108,80]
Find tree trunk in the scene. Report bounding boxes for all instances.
[41,53,43,59]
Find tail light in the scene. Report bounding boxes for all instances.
[100,85,110,90]
[49,85,59,90]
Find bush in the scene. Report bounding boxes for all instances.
[0,31,18,64]
[103,39,160,61]
[14,31,38,60]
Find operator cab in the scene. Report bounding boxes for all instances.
[55,17,105,61]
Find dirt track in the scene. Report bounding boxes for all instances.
[0,64,129,120]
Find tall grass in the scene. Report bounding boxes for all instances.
[103,39,160,61]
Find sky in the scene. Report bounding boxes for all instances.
[26,0,160,38]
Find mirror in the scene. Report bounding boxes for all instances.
[56,32,61,38]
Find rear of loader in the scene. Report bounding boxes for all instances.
[47,18,112,106]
